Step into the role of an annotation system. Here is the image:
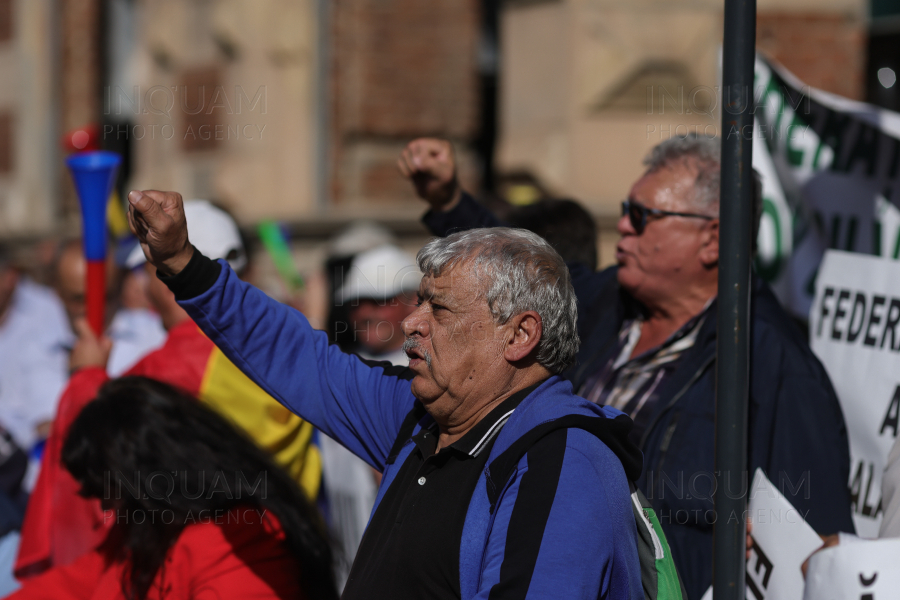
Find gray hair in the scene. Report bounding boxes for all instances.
[416,228,579,374]
[644,133,721,215]
[644,134,763,247]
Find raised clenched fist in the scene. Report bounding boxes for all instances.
[397,138,461,212]
[127,190,194,276]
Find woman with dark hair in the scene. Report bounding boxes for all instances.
[7,376,337,600]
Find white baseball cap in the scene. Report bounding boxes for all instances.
[126,199,247,272]
[336,245,422,303]
[327,220,397,259]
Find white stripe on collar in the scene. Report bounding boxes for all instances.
[470,408,517,457]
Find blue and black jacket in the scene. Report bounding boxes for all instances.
[168,253,645,599]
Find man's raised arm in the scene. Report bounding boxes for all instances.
[398,138,503,236]
[399,139,604,331]
[125,190,416,470]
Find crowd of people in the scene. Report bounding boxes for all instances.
[0,132,894,599]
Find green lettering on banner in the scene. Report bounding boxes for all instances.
[754,197,784,281]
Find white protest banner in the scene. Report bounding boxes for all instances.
[803,537,900,599]
[753,55,900,320]
[698,469,822,600]
[810,250,900,537]
[745,468,823,600]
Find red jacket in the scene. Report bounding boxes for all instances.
[15,320,320,578]
[9,508,304,600]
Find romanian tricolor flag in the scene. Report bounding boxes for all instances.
[15,320,321,578]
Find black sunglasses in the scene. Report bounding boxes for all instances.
[621,200,715,235]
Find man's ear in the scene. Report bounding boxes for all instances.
[699,219,719,268]
[504,311,543,363]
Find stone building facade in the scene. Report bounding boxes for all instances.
[0,0,872,263]
[0,0,61,238]
[496,0,867,265]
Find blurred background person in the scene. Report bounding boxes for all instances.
[0,243,70,466]
[9,376,338,600]
[336,245,421,365]
[307,231,419,589]
[52,239,166,377]
[507,198,598,272]
[0,243,71,595]
[322,222,399,353]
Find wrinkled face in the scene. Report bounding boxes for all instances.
[348,295,416,355]
[616,161,717,307]
[401,263,509,421]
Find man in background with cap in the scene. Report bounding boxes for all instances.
[15,200,322,579]
[338,245,421,366]
[53,239,167,377]
[320,244,421,588]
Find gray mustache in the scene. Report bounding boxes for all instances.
[402,338,432,367]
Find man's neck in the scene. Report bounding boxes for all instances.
[435,367,549,452]
[631,285,716,358]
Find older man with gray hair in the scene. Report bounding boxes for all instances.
[402,133,855,600]
[126,189,644,599]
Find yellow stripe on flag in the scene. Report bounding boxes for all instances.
[107,191,130,238]
[198,347,322,500]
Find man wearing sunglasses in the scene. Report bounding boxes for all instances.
[401,134,854,600]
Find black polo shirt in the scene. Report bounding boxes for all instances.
[341,383,540,600]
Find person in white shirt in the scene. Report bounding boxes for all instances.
[0,247,70,454]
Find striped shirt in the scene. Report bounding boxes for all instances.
[580,304,711,444]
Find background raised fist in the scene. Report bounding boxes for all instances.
[397,138,461,212]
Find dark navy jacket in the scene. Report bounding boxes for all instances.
[425,193,855,600]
